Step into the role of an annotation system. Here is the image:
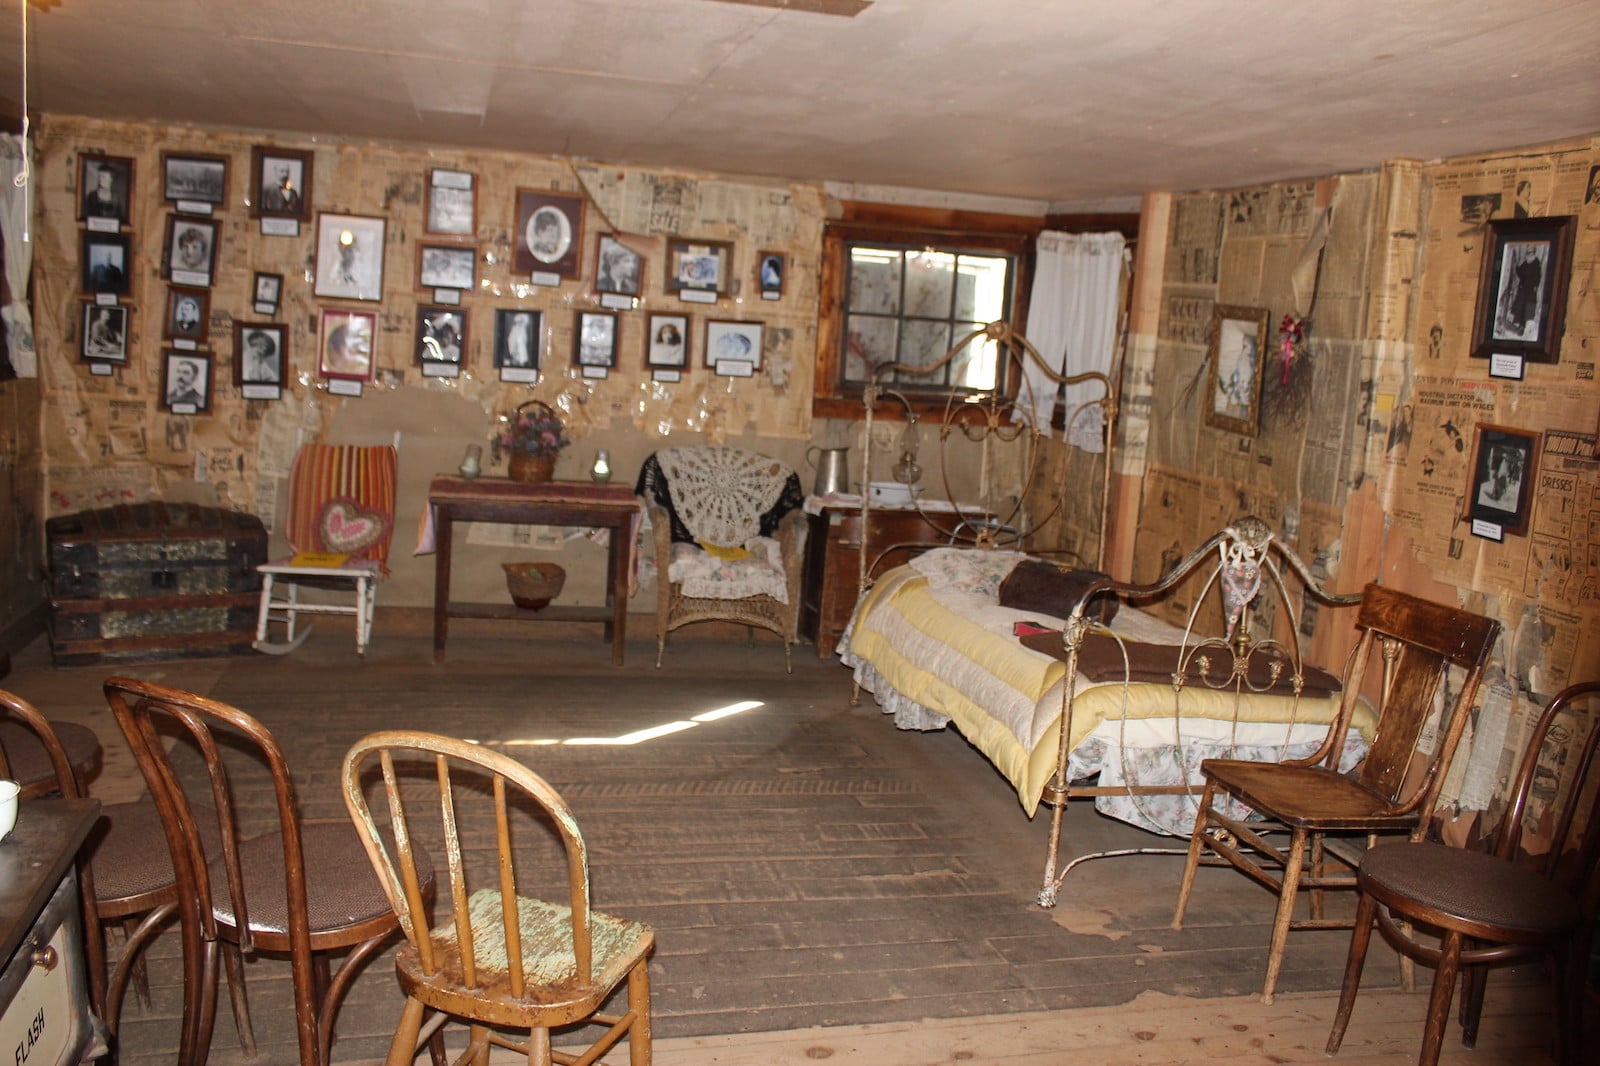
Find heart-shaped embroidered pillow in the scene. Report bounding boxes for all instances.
[317,498,391,555]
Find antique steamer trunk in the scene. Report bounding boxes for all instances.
[46,503,267,666]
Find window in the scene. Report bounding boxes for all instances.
[843,245,1014,391]
[813,215,1032,419]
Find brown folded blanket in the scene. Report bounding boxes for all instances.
[1019,631,1342,697]
[997,559,1118,624]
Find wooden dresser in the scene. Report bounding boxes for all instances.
[801,504,962,659]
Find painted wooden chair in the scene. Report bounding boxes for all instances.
[1171,583,1500,1004]
[636,445,807,670]
[1327,680,1600,1066]
[104,676,429,1066]
[254,438,399,656]
[342,730,654,1066]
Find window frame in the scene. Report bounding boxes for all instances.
[812,209,1037,421]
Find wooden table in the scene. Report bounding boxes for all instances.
[428,477,642,666]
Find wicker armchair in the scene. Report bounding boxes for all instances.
[637,446,808,670]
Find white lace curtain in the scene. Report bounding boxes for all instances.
[1018,230,1127,451]
[0,135,35,378]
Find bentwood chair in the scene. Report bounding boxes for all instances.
[1327,680,1600,1066]
[1172,583,1500,1003]
[104,676,431,1066]
[343,730,654,1066]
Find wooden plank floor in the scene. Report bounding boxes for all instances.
[1,623,1571,1064]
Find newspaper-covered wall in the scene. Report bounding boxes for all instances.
[1126,136,1600,820]
[32,116,824,524]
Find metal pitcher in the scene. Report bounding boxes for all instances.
[805,445,851,496]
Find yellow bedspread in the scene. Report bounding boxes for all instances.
[845,568,1371,817]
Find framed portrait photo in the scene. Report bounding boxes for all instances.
[250,146,313,221]
[594,234,643,298]
[493,308,543,374]
[416,306,467,374]
[417,243,477,291]
[81,231,131,296]
[163,215,219,288]
[317,308,377,382]
[757,250,785,299]
[705,319,763,374]
[80,304,129,363]
[1203,304,1270,436]
[78,154,133,226]
[513,190,583,277]
[161,350,213,414]
[313,213,387,302]
[1470,216,1575,364]
[666,238,734,296]
[573,310,618,370]
[234,322,287,397]
[645,313,690,370]
[1465,423,1539,539]
[252,271,283,315]
[160,152,228,210]
[426,168,476,237]
[164,286,211,343]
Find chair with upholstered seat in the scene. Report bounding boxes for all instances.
[254,438,400,656]
[636,445,807,670]
[1171,583,1500,1004]
[104,676,431,1066]
[343,730,653,1066]
[1326,680,1600,1066]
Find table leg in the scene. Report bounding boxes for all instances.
[432,507,452,664]
[607,516,629,666]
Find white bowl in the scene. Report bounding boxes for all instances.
[0,780,19,841]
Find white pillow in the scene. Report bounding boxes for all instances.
[908,548,1028,600]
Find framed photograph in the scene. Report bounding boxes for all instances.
[313,212,387,302]
[1470,216,1575,364]
[163,215,219,288]
[417,243,477,291]
[253,271,283,314]
[646,313,690,369]
[594,234,643,297]
[80,304,129,363]
[493,308,543,371]
[249,146,313,221]
[316,308,377,382]
[425,168,476,237]
[234,322,287,393]
[513,190,584,277]
[757,250,785,298]
[160,152,228,208]
[705,319,763,372]
[1203,304,1270,436]
[161,350,213,414]
[573,310,618,369]
[81,232,131,296]
[164,286,211,343]
[1465,424,1539,538]
[78,154,133,225]
[416,306,467,369]
[666,238,734,295]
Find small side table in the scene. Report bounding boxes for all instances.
[428,477,642,666]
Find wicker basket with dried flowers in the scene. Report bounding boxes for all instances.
[499,399,569,482]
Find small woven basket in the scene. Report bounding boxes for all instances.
[502,561,566,611]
